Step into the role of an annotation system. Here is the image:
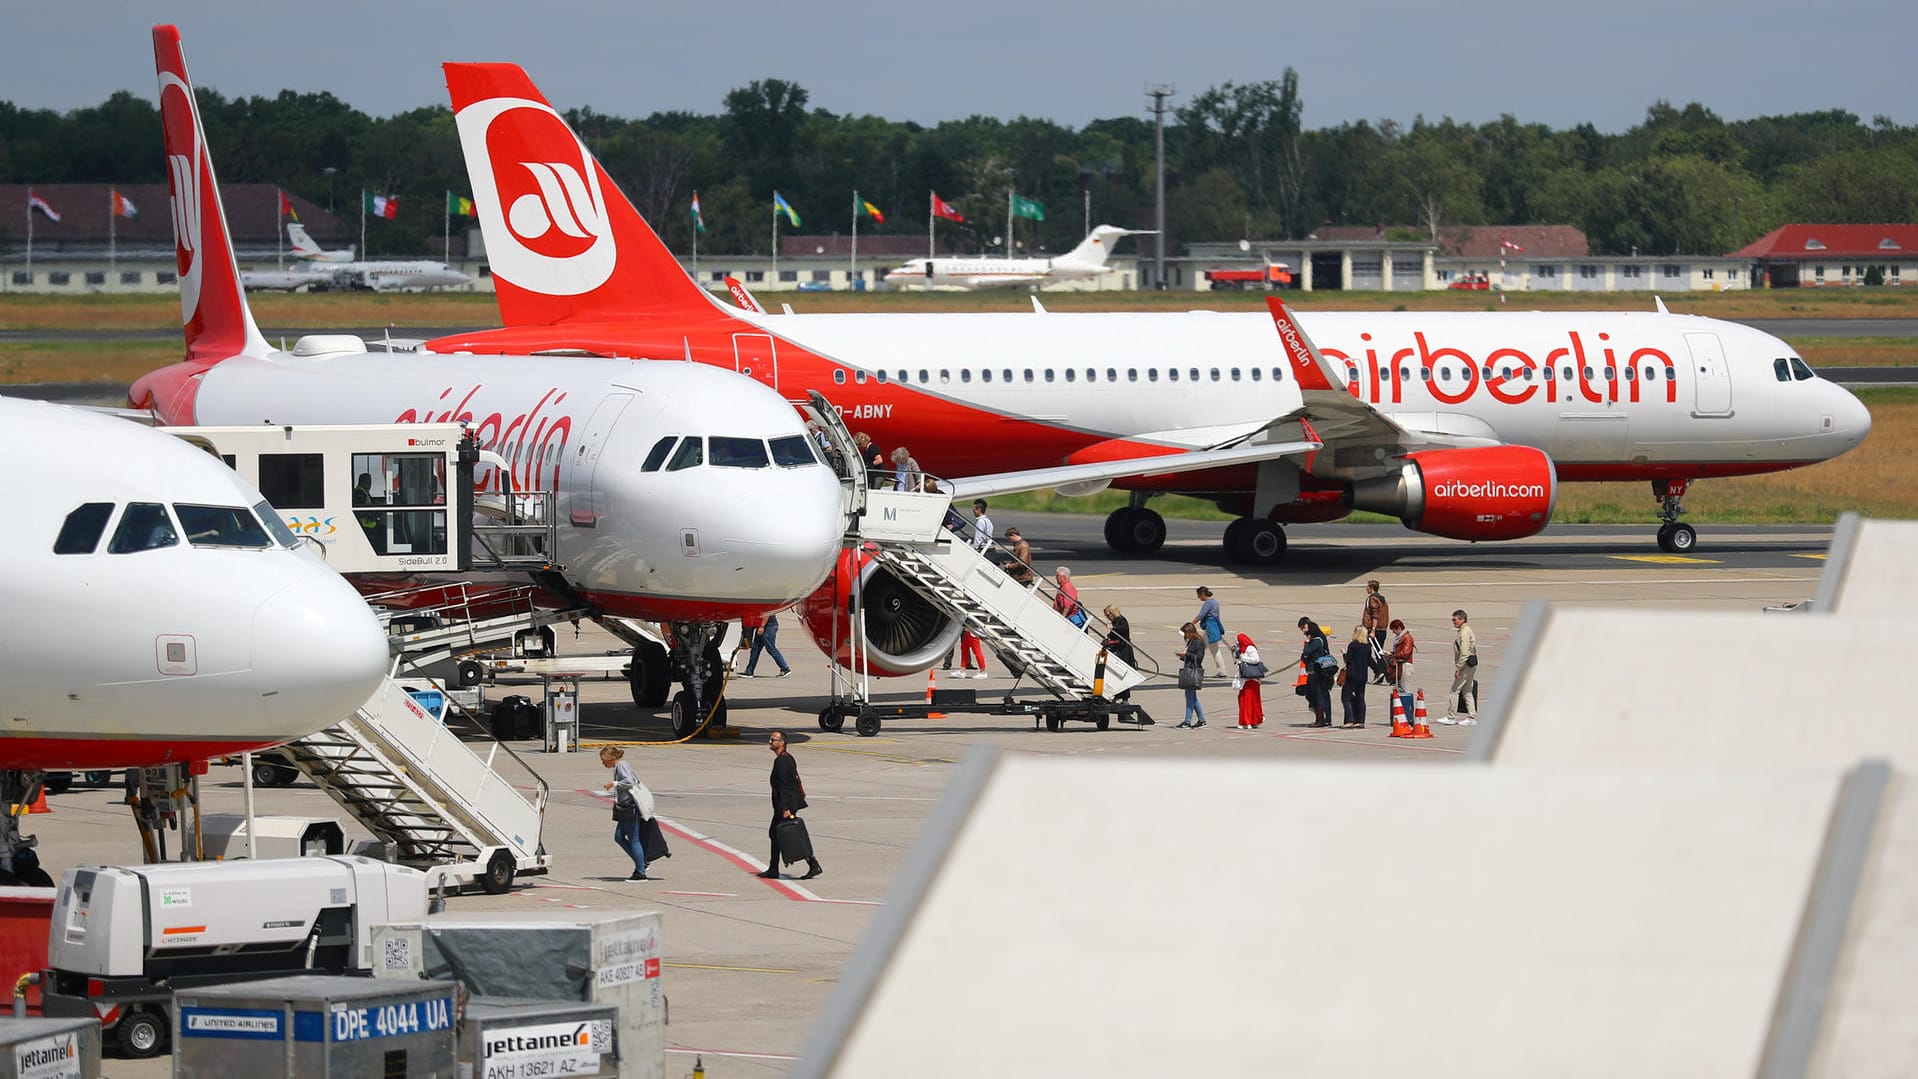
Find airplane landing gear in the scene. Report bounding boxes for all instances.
[665,621,728,739]
[1654,479,1698,553]
[1103,506,1166,555]
[1223,517,1287,565]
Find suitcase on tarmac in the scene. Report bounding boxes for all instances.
[639,816,671,862]
[776,817,814,866]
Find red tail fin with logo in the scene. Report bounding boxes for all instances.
[444,63,721,326]
[151,24,271,365]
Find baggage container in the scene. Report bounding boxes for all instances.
[372,911,662,1078]
[173,974,455,1078]
[459,998,619,1079]
[0,1016,100,1079]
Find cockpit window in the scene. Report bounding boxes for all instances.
[1774,358,1791,382]
[710,436,771,468]
[641,437,678,472]
[175,504,273,548]
[253,500,301,548]
[1790,357,1814,381]
[769,435,819,467]
[107,502,179,554]
[54,502,114,554]
[665,437,704,472]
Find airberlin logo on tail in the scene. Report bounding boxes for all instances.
[455,95,616,295]
[1433,480,1547,500]
[156,70,204,325]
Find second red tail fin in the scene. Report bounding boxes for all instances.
[444,62,721,326]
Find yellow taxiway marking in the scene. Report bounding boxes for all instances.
[1791,553,1828,560]
[664,962,799,974]
[1609,554,1720,565]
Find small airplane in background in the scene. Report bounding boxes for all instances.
[240,222,472,292]
[884,224,1152,289]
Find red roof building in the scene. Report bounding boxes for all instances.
[1731,224,1918,287]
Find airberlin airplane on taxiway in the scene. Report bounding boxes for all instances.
[131,25,864,732]
[431,63,1870,565]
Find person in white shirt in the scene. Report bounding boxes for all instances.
[1437,609,1480,725]
[969,500,994,552]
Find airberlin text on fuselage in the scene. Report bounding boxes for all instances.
[394,384,572,491]
[1323,329,1679,407]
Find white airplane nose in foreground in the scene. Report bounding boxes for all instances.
[721,468,845,602]
[251,574,389,721]
[1834,384,1873,453]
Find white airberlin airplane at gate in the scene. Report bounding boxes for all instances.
[428,62,1872,570]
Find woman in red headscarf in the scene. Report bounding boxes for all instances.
[1233,632,1266,730]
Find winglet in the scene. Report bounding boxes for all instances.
[1654,295,1669,315]
[1264,297,1336,392]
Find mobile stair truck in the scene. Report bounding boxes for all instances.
[37,857,428,1059]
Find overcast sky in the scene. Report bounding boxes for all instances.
[8,1,1912,133]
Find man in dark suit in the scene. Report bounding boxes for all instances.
[757,731,822,880]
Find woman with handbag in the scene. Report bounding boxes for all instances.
[599,747,650,882]
[1101,605,1137,704]
[1298,618,1335,727]
[1232,633,1266,730]
[1340,626,1371,729]
[1176,622,1207,729]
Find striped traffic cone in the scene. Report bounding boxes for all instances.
[926,667,945,719]
[12,785,50,814]
[1410,690,1434,738]
[1388,692,1413,738]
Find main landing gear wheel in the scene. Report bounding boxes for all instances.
[1103,507,1167,555]
[1657,523,1698,554]
[1225,517,1287,565]
[627,640,671,709]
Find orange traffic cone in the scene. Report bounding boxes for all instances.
[1388,692,1413,738]
[1294,662,1308,690]
[926,667,945,719]
[1410,690,1434,739]
[12,785,50,814]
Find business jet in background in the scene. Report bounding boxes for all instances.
[137,25,859,733]
[239,222,472,292]
[429,60,1871,568]
[1,395,389,882]
[883,224,1152,290]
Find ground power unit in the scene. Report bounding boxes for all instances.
[37,857,428,1058]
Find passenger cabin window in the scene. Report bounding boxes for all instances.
[641,437,678,472]
[1168,369,1179,382]
[258,452,324,509]
[1003,369,1013,383]
[769,435,819,467]
[53,502,115,554]
[1251,368,1262,381]
[666,438,705,471]
[108,502,178,554]
[833,370,846,385]
[710,436,771,468]
[1272,368,1285,382]
[1790,357,1814,381]
[1064,369,1076,382]
[175,504,273,548]
[253,500,301,547]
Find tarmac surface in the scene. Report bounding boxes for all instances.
[24,517,1834,1077]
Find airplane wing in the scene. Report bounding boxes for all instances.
[1263,297,1495,475]
[945,433,1319,501]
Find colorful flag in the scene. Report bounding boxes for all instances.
[278,189,298,222]
[691,191,706,234]
[110,189,138,219]
[26,190,60,222]
[364,192,399,219]
[931,192,965,223]
[857,197,885,225]
[1011,194,1046,221]
[446,193,476,217]
[772,191,801,227]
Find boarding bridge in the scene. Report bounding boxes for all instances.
[830,486,1150,735]
[277,675,551,895]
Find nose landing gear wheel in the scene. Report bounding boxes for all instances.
[670,691,723,738]
[818,707,844,732]
[1662,522,1697,553]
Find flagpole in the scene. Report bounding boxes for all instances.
[772,200,779,280]
[850,189,859,285]
[26,192,33,282]
[444,190,451,265]
[928,191,934,261]
[109,191,117,280]
[275,188,284,269]
[360,189,367,261]
[1007,189,1014,261]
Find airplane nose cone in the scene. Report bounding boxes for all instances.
[1837,385,1873,450]
[251,575,389,725]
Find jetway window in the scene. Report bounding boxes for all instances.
[175,504,272,548]
[666,438,704,471]
[108,502,178,554]
[770,435,819,467]
[253,500,300,547]
[258,452,324,509]
[711,437,771,468]
[641,437,678,472]
[53,502,114,554]
[1791,357,1814,380]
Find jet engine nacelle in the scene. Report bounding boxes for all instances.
[797,545,963,677]
[1349,446,1557,541]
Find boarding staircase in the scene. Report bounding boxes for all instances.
[853,488,1148,701]
[277,675,551,893]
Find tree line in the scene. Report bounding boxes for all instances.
[2,71,1914,259]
